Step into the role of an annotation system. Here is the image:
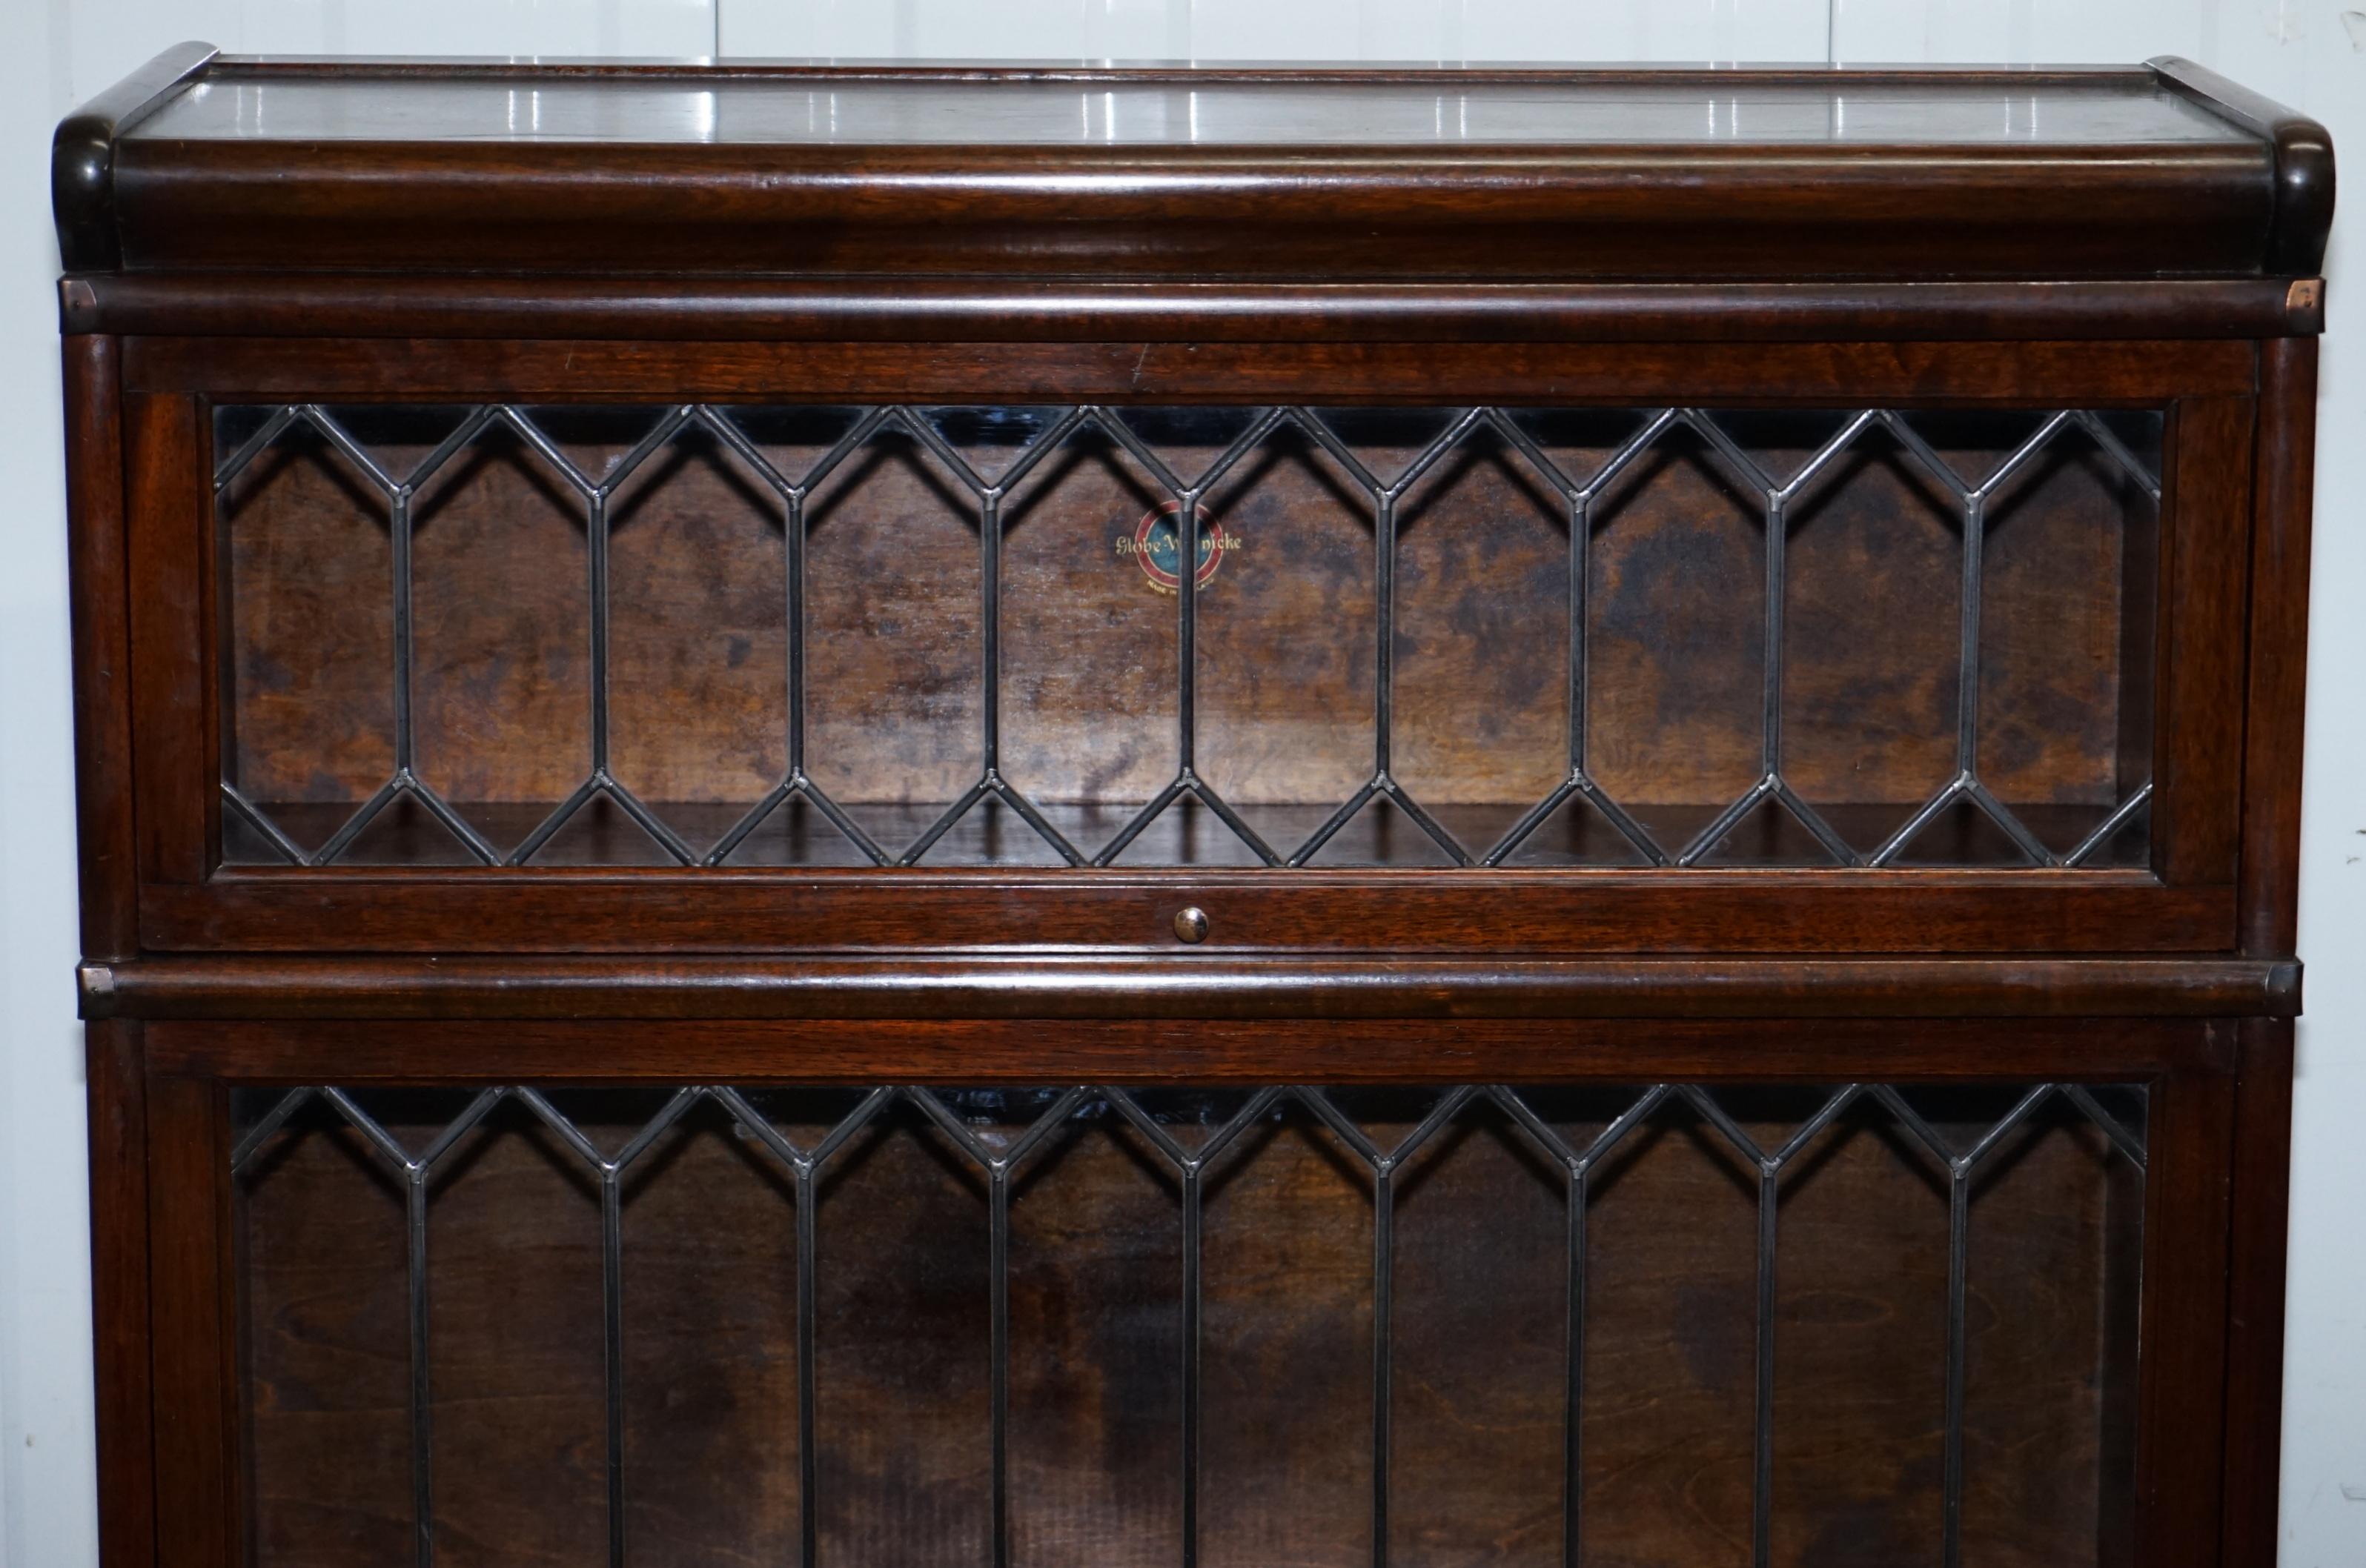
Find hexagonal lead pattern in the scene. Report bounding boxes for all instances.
[233,1080,2145,1568]
[215,405,2159,869]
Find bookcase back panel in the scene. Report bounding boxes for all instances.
[233,1081,2147,1568]
[213,403,2161,874]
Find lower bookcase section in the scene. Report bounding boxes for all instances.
[231,1081,2147,1568]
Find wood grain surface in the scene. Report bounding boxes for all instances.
[232,1084,2145,1568]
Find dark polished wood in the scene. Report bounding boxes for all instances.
[56,50,2330,291]
[122,393,205,887]
[144,329,2253,960]
[105,67,2287,283]
[121,333,2262,402]
[2151,56,2336,275]
[63,336,136,960]
[2241,339,2319,957]
[146,1016,2232,1084]
[82,953,2299,1023]
[145,1073,232,1568]
[84,1023,155,1568]
[136,872,2239,957]
[2133,1046,2237,1568]
[49,41,215,272]
[61,274,2323,345]
[2221,1019,2297,1568]
[54,47,2327,1568]
[105,147,2273,282]
[2153,394,2253,886]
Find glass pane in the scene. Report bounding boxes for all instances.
[1199,1095,1374,1568]
[1389,1093,1565,1568]
[620,1095,801,1564]
[420,1093,624,1565]
[1957,1094,2147,1561]
[1974,415,2161,866]
[605,419,789,860]
[1580,1090,1760,1565]
[408,420,594,861]
[236,1080,2147,1568]
[802,420,987,863]
[214,403,2160,870]
[1769,1093,1950,1566]
[1587,420,1772,863]
[1766,413,1965,861]
[1193,419,1379,864]
[1392,419,1571,863]
[216,411,398,863]
[998,421,1179,862]
[1009,1100,1184,1567]
[814,1096,993,1564]
[233,1095,411,1568]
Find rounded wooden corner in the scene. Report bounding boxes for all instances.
[50,41,218,274]
[2150,55,2336,278]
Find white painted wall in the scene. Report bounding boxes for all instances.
[1,4,2358,1565]
[720,0,1835,61]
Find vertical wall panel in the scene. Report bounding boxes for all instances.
[723,0,1831,64]
[304,0,716,57]
[1356,0,1455,60]
[2246,5,2366,1568]
[1182,0,1372,58]
[66,2,240,110]
[1829,0,2204,64]
[723,0,1183,61]
[1464,0,1829,62]
[1204,0,1833,62]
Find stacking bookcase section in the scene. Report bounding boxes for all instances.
[64,53,2303,955]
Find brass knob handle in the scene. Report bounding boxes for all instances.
[1172,906,1210,944]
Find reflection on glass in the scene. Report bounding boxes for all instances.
[233,1081,2148,1568]
[216,403,2161,871]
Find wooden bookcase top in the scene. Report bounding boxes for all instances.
[53,46,2333,285]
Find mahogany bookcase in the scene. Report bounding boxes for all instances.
[54,44,2330,1568]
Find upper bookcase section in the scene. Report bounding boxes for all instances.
[53,45,2333,286]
